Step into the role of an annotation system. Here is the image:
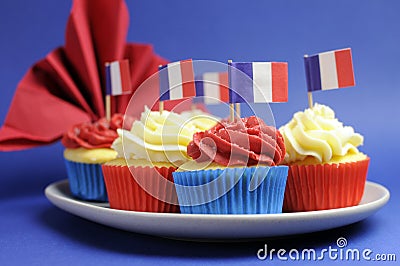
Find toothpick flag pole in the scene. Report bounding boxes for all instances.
[307,91,314,109]
[105,95,111,121]
[159,101,164,114]
[105,59,132,121]
[235,103,241,120]
[229,103,235,122]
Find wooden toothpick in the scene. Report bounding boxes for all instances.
[235,103,241,119]
[105,95,111,121]
[159,101,164,115]
[308,92,313,109]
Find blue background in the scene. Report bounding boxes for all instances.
[0,0,398,265]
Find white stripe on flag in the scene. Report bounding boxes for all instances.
[203,72,221,104]
[110,62,122,95]
[168,62,183,100]
[253,62,272,103]
[319,51,338,90]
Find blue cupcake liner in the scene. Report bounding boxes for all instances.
[64,159,108,202]
[172,166,288,214]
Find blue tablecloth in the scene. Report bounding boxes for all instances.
[1,1,400,265]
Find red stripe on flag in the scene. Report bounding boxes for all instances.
[120,60,132,94]
[271,62,288,102]
[218,72,229,102]
[180,59,196,98]
[335,49,355,88]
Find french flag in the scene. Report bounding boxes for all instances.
[195,72,229,104]
[304,48,355,92]
[105,59,132,96]
[228,61,288,103]
[159,59,196,101]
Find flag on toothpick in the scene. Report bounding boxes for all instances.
[195,72,229,104]
[228,61,288,103]
[105,59,132,96]
[304,48,355,92]
[159,59,196,101]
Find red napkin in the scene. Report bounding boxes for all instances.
[0,0,168,151]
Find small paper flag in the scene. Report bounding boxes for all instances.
[195,72,229,104]
[304,48,355,92]
[105,59,132,96]
[159,59,196,101]
[228,61,288,103]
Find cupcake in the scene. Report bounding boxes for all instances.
[61,114,130,201]
[102,106,218,212]
[279,103,370,212]
[173,116,289,214]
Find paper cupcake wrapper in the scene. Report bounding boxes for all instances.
[64,159,108,202]
[102,164,180,213]
[283,158,370,212]
[172,166,288,214]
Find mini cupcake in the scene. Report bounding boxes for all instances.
[102,106,218,212]
[61,114,130,201]
[173,116,289,214]
[279,103,370,212]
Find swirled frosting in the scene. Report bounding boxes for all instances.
[62,114,132,149]
[112,106,218,164]
[187,116,286,167]
[279,103,364,164]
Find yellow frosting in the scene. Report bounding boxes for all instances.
[288,152,368,166]
[176,161,223,172]
[64,148,117,164]
[279,103,364,164]
[177,160,276,172]
[104,158,175,168]
[112,106,218,165]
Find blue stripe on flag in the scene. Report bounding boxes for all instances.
[105,64,112,95]
[304,55,322,92]
[193,79,204,103]
[195,79,204,97]
[229,62,254,103]
[159,64,170,101]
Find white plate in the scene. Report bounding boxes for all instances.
[45,180,389,241]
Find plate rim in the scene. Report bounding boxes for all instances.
[44,179,390,239]
[45,179,390,219]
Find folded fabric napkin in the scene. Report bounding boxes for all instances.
[0,0,168,151]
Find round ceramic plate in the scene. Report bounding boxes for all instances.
[45,180,389,241]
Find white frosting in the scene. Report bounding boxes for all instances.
[112,106,218,164]
[279,103,364,163]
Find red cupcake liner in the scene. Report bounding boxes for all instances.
[283,158,370,212]
[102,164,180,213]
